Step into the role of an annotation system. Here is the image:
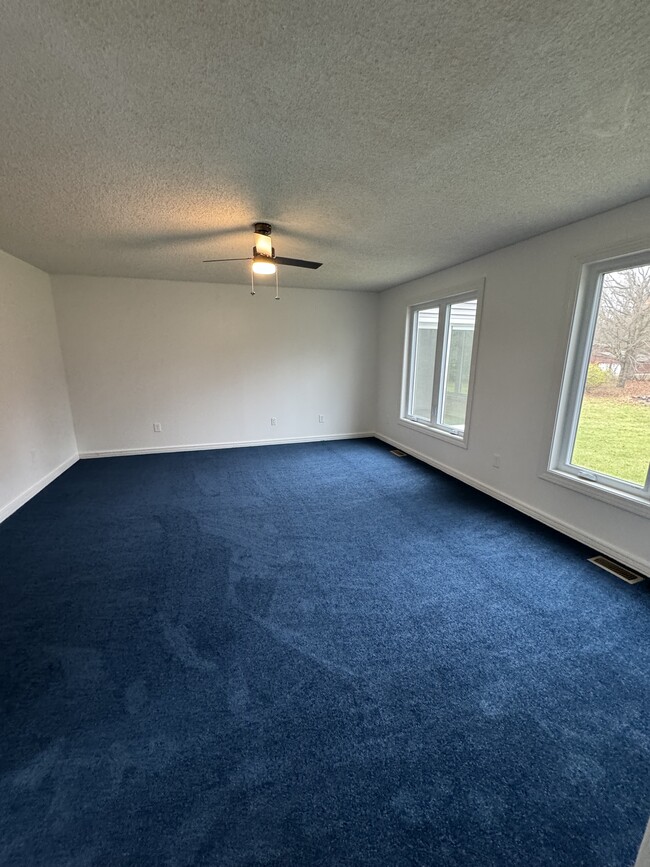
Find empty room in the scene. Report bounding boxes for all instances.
[1,1,649,865]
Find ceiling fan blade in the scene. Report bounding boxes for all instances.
[273,256,323,270]
[202,257,252,263]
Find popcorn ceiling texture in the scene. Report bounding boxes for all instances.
[0,0,649,291]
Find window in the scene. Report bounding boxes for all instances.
[548,250,650,512]
[401,287,482,446]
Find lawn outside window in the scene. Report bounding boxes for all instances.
[545,248,650,516]
[400,284,483,447]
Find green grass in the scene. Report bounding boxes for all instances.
[572,395,650,486]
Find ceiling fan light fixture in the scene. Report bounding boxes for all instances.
[203,222,322,281]
[252,257,276,275]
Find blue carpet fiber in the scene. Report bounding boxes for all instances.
[1,438,649,866]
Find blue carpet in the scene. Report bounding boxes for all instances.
[1,438,649,866]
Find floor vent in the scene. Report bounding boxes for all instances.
[588,555,646,585]
[390,449,407,457]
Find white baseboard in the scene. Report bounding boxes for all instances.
[0,453,78,524]
[374,431,649,578]
[79,432,375,459]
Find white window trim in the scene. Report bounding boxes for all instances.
[543,246,650,518]
[399,282,484,448]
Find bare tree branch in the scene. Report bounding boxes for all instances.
[593,265,650,387]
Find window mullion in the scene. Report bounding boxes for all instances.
[431,304,447,424]
[432,303,449,425]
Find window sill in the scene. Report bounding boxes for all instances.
[540,467,650,519]
[398,417,469,449]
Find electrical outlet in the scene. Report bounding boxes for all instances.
[153,423,162,432]
[492,454,500,468]
[270,417,277,426]
[318,414,325,424]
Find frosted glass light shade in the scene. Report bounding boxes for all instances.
[252,259,276,275]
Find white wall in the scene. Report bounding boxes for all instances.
[0,250,77,520]
[636,817,650,867]
[51,276,377,455]
[377,197,650,575]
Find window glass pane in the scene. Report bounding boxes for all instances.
[440,300,477,429]
[570,264,650,486]
[410,307,438,420]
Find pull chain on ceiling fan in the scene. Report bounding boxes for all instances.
[203,223,322,299]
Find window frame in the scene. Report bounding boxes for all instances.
[400,284,483,448]
[545,247,650,516]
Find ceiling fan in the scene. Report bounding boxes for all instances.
[203,222,322,275]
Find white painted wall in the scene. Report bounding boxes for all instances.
[51,276,377,456]
[0,250,77,521]
[376,198,650,575]
[636,817,650,867]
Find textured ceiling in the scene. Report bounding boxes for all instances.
[1,0,649,291]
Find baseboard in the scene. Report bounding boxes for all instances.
[79,432,375,459]
[373,432,649,578]
[0,453,78,524]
